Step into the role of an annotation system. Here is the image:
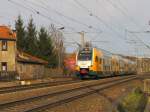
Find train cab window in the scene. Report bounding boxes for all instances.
[78,53,92,61]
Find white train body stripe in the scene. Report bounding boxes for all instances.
[77,61,92,68]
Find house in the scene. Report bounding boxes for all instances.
[0,26,16,79]
[0,25,48,80]
[16,51,48,80]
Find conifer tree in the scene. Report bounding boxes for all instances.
[26,17,38,55]
[38,27,53,60]
[38,27,58,67]
[15,15,26,51]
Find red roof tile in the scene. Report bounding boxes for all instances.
[0,26,16,40]
[17,51,48,65]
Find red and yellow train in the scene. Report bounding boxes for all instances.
[75,47,137,79]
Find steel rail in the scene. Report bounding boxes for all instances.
[27,76,137,112]
[0,75,138,112]
[0,79,81,94]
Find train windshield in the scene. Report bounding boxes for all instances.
[78,51,92,61]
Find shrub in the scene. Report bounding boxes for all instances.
[117,87,147,112]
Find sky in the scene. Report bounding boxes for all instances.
[0,0,150,57]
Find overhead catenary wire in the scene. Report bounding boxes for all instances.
[8,0,78,32]
[7,0,150,55]
[97,0,150,50]
[73,0,132,54]
[23,0,102,33]
[94,0,133,43]
[96,0,139,45]
[73,0,126,40]
[103,0,145,31]
[117,0,150,50]
[73,0,150,55]
[96,0,122,28]
[8,0,36,14]
[9,0,103,34]
[128,32,150,49]
[105,0,140,27]
[116,0,143,28]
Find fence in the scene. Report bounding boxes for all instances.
[0,71,17,81]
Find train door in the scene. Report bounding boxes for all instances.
[95,56,98,72]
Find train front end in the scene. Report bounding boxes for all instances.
[75,47,93,79]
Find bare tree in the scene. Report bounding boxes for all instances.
[49,24,65,68]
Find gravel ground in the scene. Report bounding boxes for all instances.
[0,77,73,88]
[43,79,143,112]
[0,76,144,112]
[101,80,143,101]
[43,93,113,112]
[144,97,150,112]
[0,76,128,105]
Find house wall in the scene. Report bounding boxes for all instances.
[0,40,16,72]
[0,40,16,80]
[17,62,45,80]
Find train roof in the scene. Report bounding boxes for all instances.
[78,47,137,63]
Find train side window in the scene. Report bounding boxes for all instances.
[103,59,105,64]
[95,56,98,62]
[99,58,102,63]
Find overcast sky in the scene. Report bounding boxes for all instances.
[0,0,150,57]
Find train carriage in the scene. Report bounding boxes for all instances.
[111,55,120,75]
[75,47,137,79]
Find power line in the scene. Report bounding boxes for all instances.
[105,0,142,29]
[63,31,102,34]
[24,0,102,33]
[128,32,150,50]
[8,0,36,14]
[95,0,138,47]
[96,0,150,51]
[73,0,126,40]
[92,40,109,43]
[88,31,103,42]
[107,0,148,40]
[73,0,150,55]
[8,0,78,32]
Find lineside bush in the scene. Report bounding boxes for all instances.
[117,87,147,112]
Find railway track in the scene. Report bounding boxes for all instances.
[0,75,138,112]
[0,79,81,94]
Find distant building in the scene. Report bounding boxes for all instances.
[0,26,48,80]
[137,58,150,74]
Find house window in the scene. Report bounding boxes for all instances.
[1,62,7,71]
[2,40,7,51]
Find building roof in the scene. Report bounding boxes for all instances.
[17,51,48,65]
[0,26,16,40]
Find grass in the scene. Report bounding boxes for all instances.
[117,87,147,112]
